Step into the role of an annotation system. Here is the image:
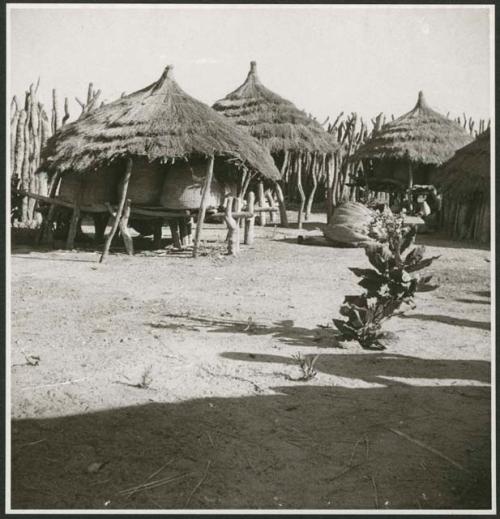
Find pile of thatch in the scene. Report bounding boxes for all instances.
[437,129,491,243]
[354,92,473,165]
[41,65,280,183]
[213,61,339,225]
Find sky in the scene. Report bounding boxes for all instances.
[8,4,493,126]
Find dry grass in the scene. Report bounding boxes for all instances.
[353,91,473,165]
[212,61,338,155]
[437,129,490,200]
[40,66,280,182]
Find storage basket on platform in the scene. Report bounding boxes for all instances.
[160,159,226,210]
[127,158,166,205]
[57,168,120,206]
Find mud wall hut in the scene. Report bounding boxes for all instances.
[213,61,340,227]
[436,129,491,244]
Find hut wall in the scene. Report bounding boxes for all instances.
[441,196,490,244]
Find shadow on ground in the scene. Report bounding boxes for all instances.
[11,353,491,511]
[149,314,341,348]
[398,313,491,331]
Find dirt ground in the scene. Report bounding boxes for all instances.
[9,212,492,511]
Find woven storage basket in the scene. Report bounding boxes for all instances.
[160,160,226,210]
[58,167,120,206]
[127,158,166,205]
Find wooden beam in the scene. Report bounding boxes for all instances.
[100,157,133,263]
[192,155,215,258]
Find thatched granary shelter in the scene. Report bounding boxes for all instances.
[353,91,473,198]
[213,61,340,227]
[39,65,280,256]
[437,129,491,244]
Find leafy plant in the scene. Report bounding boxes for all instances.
[334,212,440,349]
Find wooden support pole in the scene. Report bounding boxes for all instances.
[274,182,288,228]
[265,190,276,223]
[169,219,181,249]
[100,157,133,263]
[224,197,238,256]
[66,202,81,250]
[258,181,266,227]
[119,199,133,255]
[93,213,108,244]
[297,154,305,229]
[186,217,193,246]
[193,155,215,258]
[305,154,318,221]
[234,197,242,251]
[178,217,189,247]
[244,191,255,245]
[153,221,163,249]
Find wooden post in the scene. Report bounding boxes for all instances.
[153,220,163,249]
[93,213,107,244]
[297,154,305,229]
[265,190,276,223]
[274,182,288,228]
[305,154,318,221]
[244,191,255,245]
[224,196,238,255]
[100,157,133,263]
[234,197,242,250]
[186,216,193,246]
[407,161,414,213]
[66,202,81,250]
[178,217,189,247]
[258,181,266,227]
[119,199,133,255]
[169,219,181,249]
[193,155,215,258]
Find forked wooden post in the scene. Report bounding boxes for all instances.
[265,189,276,223]
[234,197,242,247]
[169,219,181,249]
[100,157,133,263]
[274,182,288,228]
[258,181,266,227]
[224,196,238,255]
[244,191,255,245]
[193,155,215,258]
[297,155,305,230]
[119,199,133,255]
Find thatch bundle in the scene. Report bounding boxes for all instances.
[41,65,280,186]
[354,92,473,165]
[437,129,491,243]
[213,61,339,225]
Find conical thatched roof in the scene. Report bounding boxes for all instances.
[438,128,491,200]
[353,91,473,165]
[212,61,338,155]
[41,65,280,181]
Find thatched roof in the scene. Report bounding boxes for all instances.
[212,61,338,155]
[41,66,280,181]
[437,128,491,200]
[353,91,473,165]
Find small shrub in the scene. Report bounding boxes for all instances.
[292,353,320,381]
[334,212,440,350]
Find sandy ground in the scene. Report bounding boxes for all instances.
[9,212,492,510]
